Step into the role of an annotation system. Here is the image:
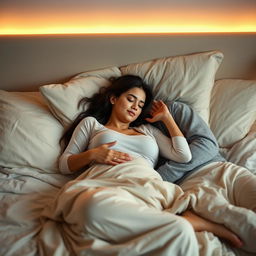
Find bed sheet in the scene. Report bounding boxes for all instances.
[0,166,72,256]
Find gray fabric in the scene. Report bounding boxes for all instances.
[154,101,225,184]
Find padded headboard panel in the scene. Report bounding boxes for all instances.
[1,33,256,91]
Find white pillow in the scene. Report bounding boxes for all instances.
[210,79,256,148]
[0,90,63,173]
[40,66,121,126]
[120,51,224,123]
[222,131,256,175]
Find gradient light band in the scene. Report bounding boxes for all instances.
[1,6,256,35]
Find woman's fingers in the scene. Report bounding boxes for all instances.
[109,151,132,165]
[151,100,165,113]
[146,101,165,122]
[96,143,132,165]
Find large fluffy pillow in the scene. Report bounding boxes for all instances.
[40,51,223,126]
[40,66,121,127]
[120,50,224,123]
[0,90,63,173]
[210,79,256,148]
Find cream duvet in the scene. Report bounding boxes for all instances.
[1,158,255,256]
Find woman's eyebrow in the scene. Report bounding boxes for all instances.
[128,94,145,104]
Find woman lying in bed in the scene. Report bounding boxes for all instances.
[49,75,242,255]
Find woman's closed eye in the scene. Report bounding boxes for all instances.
[127,97,144,109]
[127,97,134,103]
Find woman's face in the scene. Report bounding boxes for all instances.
[110,87,146,124]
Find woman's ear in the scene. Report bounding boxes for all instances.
[110,95,117,105]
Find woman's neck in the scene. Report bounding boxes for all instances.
[105,120,130,131]
[105,118,144,136]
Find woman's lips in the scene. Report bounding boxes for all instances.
[127,110,135,117]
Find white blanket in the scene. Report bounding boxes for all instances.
[180,162,256,256]
[0,159,255,256]
[39,158,192,255]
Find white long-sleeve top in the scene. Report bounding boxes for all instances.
[59,116,191,174]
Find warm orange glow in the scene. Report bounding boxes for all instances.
[1,9,256,35]
[2,26,256,35]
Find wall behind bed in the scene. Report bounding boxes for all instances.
[0,33,256,91]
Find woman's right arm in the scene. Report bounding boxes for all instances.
[59,117,132,174]
[66,150,94,173]
[66,140,131,172]
[59,117,94,174]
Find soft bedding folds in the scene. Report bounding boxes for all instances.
[0,166,71,256]
[38,159,256,256]
[39,158,192,256]
[1,160,255,256]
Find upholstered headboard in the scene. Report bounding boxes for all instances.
[0,33,256,91]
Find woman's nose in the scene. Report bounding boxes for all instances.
[132,103,138,110]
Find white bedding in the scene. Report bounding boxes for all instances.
[1,160,255,256]
[0,166,71,256]
[0,51,256,256]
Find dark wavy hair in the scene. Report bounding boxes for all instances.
[60,74,153,146]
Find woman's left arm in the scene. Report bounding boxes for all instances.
[146,100,192,163]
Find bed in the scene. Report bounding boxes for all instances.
[0,34,256,256]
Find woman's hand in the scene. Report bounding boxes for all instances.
[91,141,132,165]
[67,141,132,172]
[145,100,171,123]
[145,100,184,137]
